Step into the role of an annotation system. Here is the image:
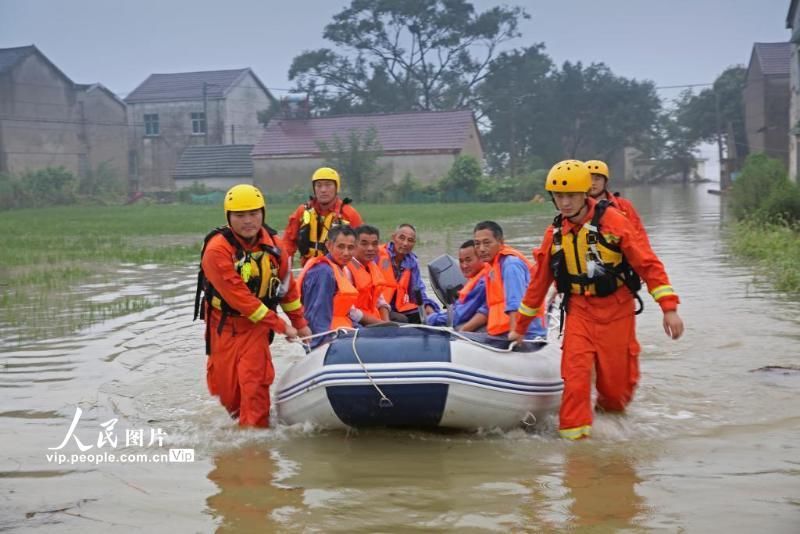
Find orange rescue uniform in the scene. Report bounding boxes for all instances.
[515,199,679,440]
[201,227,307,428]
[601,190,650,245]
[282,198,363,264]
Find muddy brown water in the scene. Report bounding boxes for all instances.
[1,185,799,532]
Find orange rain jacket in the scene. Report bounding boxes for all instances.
[282,197,363,263]
[515,198,679,440]
[202,227,307,428]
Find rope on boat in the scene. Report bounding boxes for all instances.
[350,328,394,408]
[396,323,548,353]
[290,327,394,408]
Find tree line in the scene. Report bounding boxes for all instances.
[276,0,746,189]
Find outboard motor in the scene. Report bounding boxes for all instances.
[428,254,466,312]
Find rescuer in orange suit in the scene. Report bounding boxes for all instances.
[282,167,364,266]
[509,160,684,440]
[585,159,649,244]
[197,184,311,428]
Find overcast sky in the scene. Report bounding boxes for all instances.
[0,0,791,176]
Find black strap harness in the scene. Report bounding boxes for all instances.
[550,200,644,331]
[194,224,283,354]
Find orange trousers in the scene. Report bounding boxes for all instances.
[206,312,275,428]
[559,290,640,438]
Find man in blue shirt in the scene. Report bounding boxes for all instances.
[461,221,547,339]
[299,226,359,348]
[378,223,440,324]
[426,240,489,330]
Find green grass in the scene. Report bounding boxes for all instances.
[0,201,548,341]
[730,219,800,293]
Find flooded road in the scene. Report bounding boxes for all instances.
[2,184,799,532]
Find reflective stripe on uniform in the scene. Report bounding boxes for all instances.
[558,425,591,440]
[281,299,302,312]
[248,303,269,323]
[649,284,675,301]
[517,303,539,317]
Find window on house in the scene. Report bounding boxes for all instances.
[191,112,206,134]
[144,114,159,136]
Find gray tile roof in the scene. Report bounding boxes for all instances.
[252,109,478,157]
[125,68,265,103]
[0,45,36,74]
[173,145,254,179]
[753,42,791,76]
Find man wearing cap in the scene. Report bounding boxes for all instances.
[196,184,311,428]
[283,167,364,266]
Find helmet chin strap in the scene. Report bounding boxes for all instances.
[565,200,588,222]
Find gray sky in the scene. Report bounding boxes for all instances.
[0,0,790,176]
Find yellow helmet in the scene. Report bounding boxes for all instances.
[585,160,610,179]
[224,184,265,218]
[545,160,591,193]
[311,167,341,191]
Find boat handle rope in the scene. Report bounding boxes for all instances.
[350,328,394,408]
[291,327,394,408]
[292,325,547,354]
[396,323,549,354]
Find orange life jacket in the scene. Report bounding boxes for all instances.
[458,264,490,304]
[297,256,359,330]
[377,246,416,313]
[484,246,533,335]
[349,258,387,320]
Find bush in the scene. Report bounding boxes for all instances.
[756,179,800,226]
[78,162,125,200]
[439,156,482,202]
[730,154,791,220]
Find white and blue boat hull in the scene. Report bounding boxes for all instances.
[275,327,563,430]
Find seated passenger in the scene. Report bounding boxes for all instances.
[298,225,359,347]
[377,223,440,323]
[349,225,391,325]
[460,221,547,339]
[426,240,489,331]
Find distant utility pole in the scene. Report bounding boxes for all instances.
[203,82,208,146]
[231,124,235,144]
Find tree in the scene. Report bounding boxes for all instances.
[316,127,383,201]
[289,0,527,114]
[478,45,557,176]
[552,61,661,161]
[674,66,748,168]
[480,53,661,174]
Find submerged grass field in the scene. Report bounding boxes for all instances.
[729,219,800,293]
[0,202,547,341]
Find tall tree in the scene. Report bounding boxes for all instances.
[552,61,661,161]
[479,45,557,176]
[289,0,527,114]
[480,54,661,174]
[674,66,747,167]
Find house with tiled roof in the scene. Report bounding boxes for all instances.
[173,144,254,190]
[0,45,128,183]
[125,68,272,191]
[251,109,483,193]
[743,42,790,168]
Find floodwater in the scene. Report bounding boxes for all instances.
[2,184,799,532]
